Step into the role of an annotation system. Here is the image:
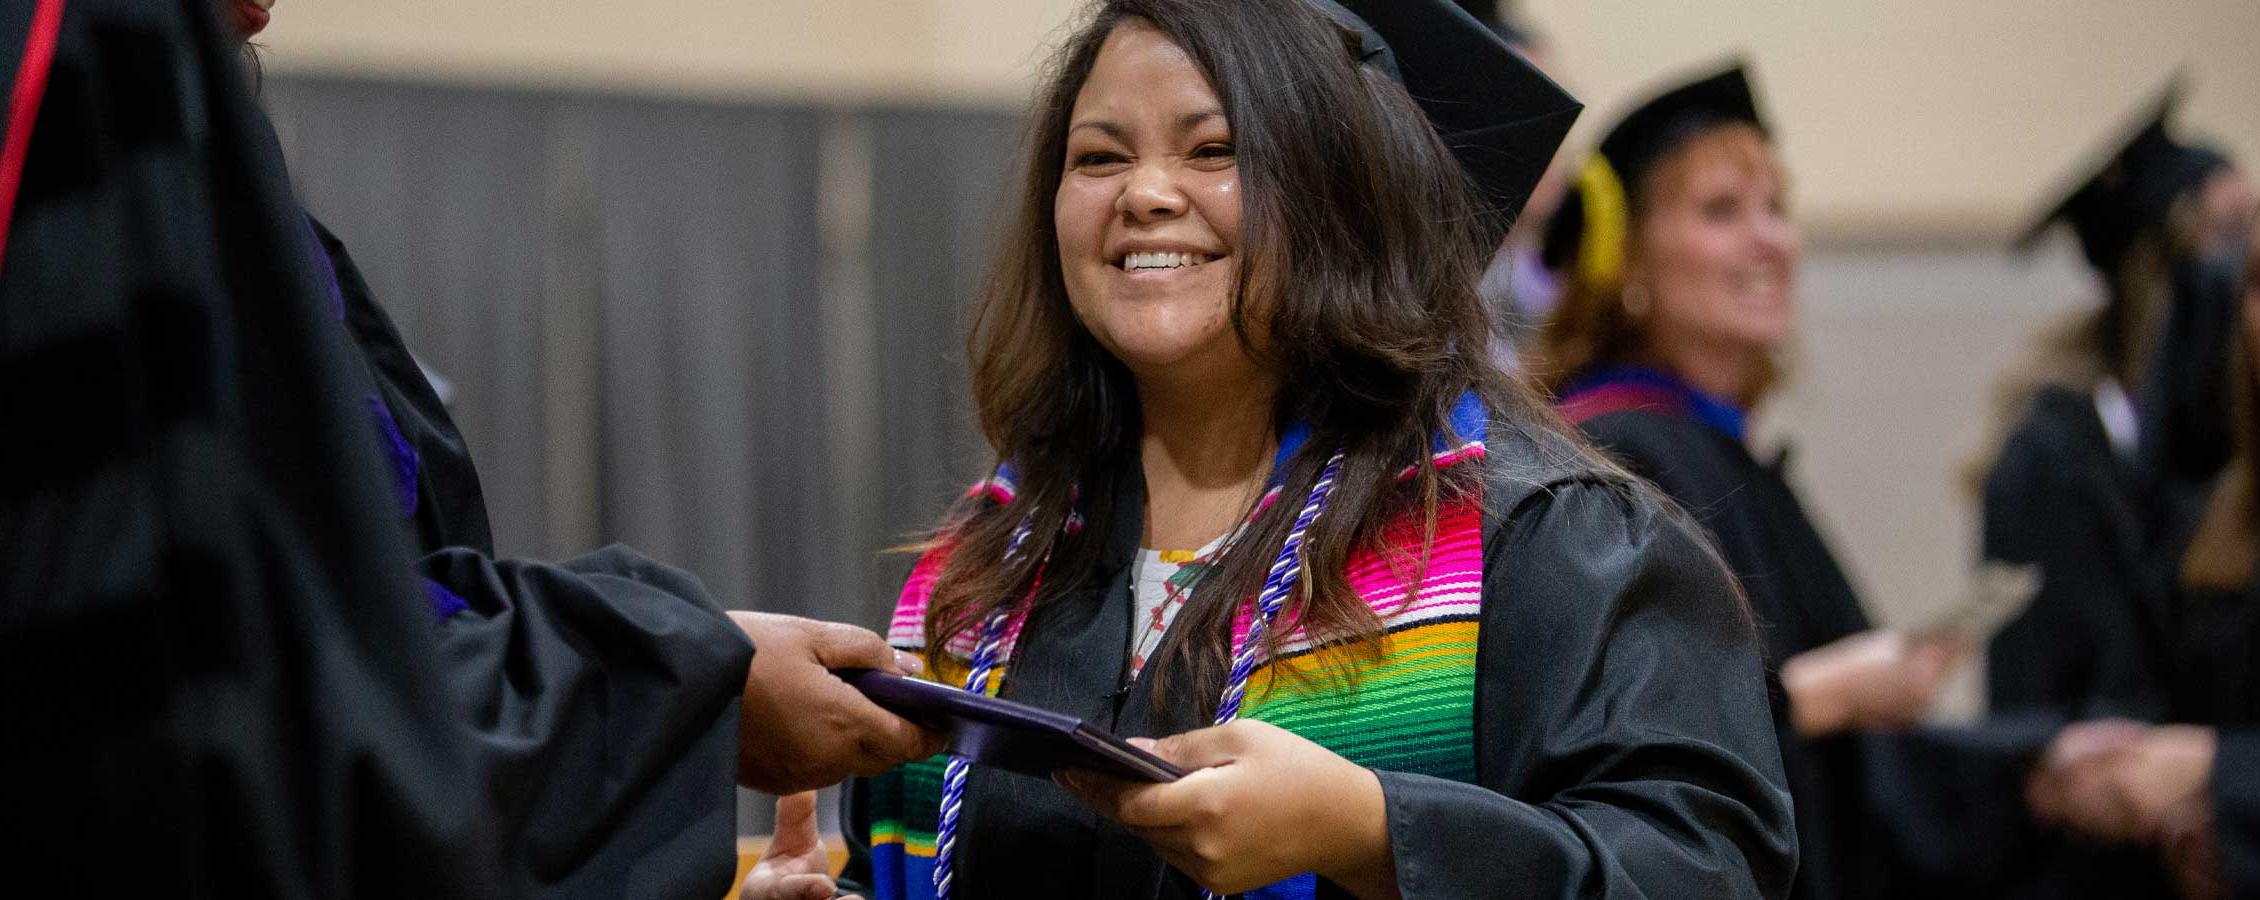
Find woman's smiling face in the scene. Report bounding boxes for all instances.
[1053,18,1254,386]
[1630,125,1800,357]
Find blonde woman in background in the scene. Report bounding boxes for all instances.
[1532,63,2026,900]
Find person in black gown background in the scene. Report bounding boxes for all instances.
[1979,83,2257,724]
[1528,62,2083,900]
[2025,222,2260,900]
[2,2,942,896]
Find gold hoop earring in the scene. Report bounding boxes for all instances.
[1622,283,1651,319]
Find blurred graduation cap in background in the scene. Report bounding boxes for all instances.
[2014,78,2230,275]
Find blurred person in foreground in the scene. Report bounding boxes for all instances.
[747,1,1797,898]
[0,1,940,896]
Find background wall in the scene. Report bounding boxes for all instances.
[1522,0,2260,238]
[263,78,1028,837]
[259,0,2260,237]
[249,0,2248,834]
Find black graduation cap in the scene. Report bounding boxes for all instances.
[1592,63,1766,196]
[1311,0,1582,244]
[1541,61,1766,274]
[2013,80,2228,274]
[1451,0,1532,48]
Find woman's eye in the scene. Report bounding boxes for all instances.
[1072,151,1129,171]
[1701,197,1740,221]
[1192,143,1235,160]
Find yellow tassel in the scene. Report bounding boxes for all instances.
[1576,155,1629,290]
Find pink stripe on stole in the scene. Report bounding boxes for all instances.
[1558,383,1682,427]
[888,545,954,644]
[894,442,1489,655]
[1230,497,1484,649]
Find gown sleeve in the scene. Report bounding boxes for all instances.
[2215,730,2260,896]
[1848,715,2066,895]
[1370,478,1798,900]
[420,546,756,899]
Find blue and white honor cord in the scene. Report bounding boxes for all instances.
[1196,450,1344,900]
[931,517,1037,900]
[1210,450,1343,726]
[932,450,1346,900]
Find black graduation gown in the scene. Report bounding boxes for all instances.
[2217,731,2260,896]
[1578,409,1865,900]
[1982,385,2170,720]
[2155,578,2260,732]
[314,217,495,556]
[1,0,495,893]
[841,419,1800,899]
[1973,396,2260,900]
[1577,408,2058,900]
[2,3,753,896]
[2104,500,2260,899]
[2137,256,2244,499]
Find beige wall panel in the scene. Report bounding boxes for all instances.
[261,0,2259,233]
[258,0,1087,104]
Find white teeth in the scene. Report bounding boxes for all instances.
[1122,251,1207,271]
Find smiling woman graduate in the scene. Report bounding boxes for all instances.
[737,1,1797,899]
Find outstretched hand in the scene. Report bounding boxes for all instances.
[731,612,948,794]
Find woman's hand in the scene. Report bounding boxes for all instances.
[741,792,861,900]
[1781,628,1964,736]
[1054,719,1400,900]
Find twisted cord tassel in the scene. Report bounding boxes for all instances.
[1200,449,1345,900]
[1211,450,1344,725]
[932,515,1036,900]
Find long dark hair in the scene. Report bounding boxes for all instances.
[923,0,1557,709]
[2177,238,2260,590]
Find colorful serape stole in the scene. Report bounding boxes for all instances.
[864,396,1488,900]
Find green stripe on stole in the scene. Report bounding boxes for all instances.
[862,492,1486,895]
